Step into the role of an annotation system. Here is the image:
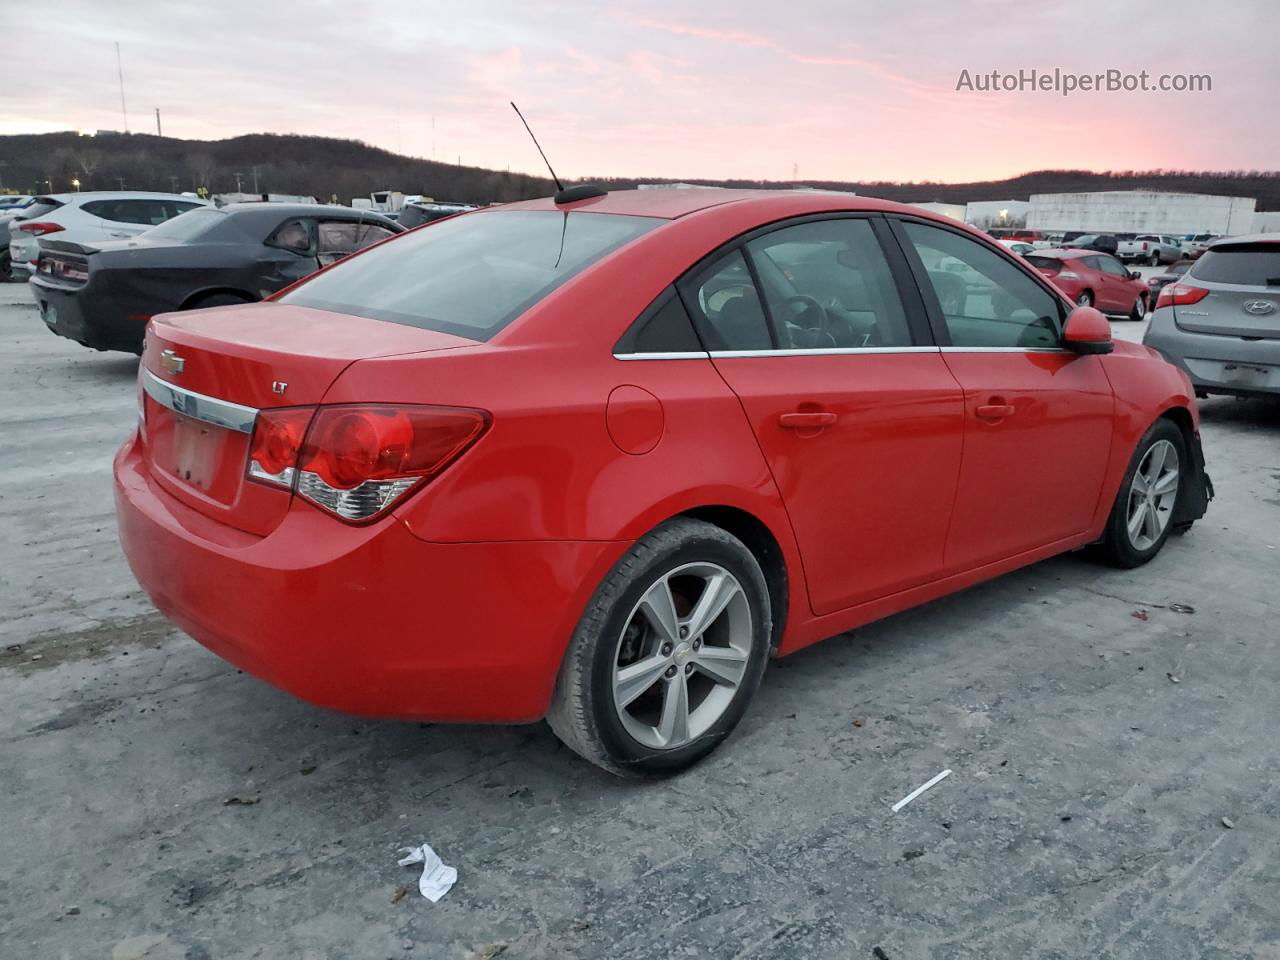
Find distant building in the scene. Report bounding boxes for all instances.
[908,201,966,221]
[965,199,1030,228]
[1027,191,1256,235]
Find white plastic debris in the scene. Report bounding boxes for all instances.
[397,842,457,902]
[891,769,952,813]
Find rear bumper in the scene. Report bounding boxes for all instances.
[1144,306,1280,397]
[29,277,145,352]
[114,431,627,722]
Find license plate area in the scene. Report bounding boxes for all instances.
[171,413,223,491]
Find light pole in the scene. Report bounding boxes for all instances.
[71,178,81,192]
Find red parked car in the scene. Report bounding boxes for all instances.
[1025,248,1150,320]
[115,188,1212,776]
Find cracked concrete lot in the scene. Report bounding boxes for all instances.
[1,279,1278,959]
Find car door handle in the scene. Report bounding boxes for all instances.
[779,411,837,429]
[976,403,1015,420]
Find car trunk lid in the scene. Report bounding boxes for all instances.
[141,302,475,535]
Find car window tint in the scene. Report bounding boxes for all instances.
[83,198,173,225]
[745,219,911,349]
[678,249,773,351]
[903,221,1062,349]
[280,210,659,341]
[316,221,397,262]
[141,207,226,242]
[1096,256,1128,277]
[268,218,315,254]
[1190,244,1280,286]
[166,201,204,218]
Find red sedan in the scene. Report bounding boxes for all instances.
[1025,248,1151,320]
[115,188,1212,776]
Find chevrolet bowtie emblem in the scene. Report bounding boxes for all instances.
[159,349,185,375]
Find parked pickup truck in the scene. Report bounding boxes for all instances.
[1118,234,1183,265]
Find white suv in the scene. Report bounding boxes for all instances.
[7,192,209,279]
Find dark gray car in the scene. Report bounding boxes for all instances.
[28,203,402,353]
[1144,234,1280,398]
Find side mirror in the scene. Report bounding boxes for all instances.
[1129,270,1142,280]
[1063,306,1113,355]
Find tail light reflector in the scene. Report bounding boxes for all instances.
[1156,283,1209,310]
[18,222,64,236]
[246,404,488,522]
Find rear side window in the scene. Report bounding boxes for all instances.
[141,207,226,242]
[267,218,315,254]
[902,221,1063,349]
[678,249,773,351]
[16,198,63,220]
[280,210,659,341]
[1023,255,1060,274]
[1191,244,1280,286]
[316,220,397,264]
[82,198,174,225]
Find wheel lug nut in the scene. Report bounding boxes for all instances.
[692,639,701,650]
[665,666,677,678]
[679,626,689,639]
[685,664,694,674]
[661,643,673,656]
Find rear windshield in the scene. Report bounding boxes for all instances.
[1191,244,1280,286]
[141,207,229,242]
[17,198,64,220]
[1024,255,1060,273]
[280,210,661,340]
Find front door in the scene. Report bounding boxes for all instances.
[893,218,1115,572]
[678,216,965,616]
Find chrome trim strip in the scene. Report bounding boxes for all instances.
[612,351,709,361]
[710,346,941,358]
[140,368,259,434]
[939,346,1070,354]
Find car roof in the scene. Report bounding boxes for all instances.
[1208,232,1280,247]
[218,202,400,224]
[495,187,933,221]
[1025,248,1100,259]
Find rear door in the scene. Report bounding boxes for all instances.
[891,218,1114,572]
[681,215,965,616]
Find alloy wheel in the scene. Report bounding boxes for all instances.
[1126,439,1180,550]
[611,562,752,750]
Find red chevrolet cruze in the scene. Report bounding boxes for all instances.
[115,189,1212,775]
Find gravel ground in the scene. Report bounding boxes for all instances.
[2,276,1278,960]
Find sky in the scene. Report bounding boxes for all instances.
[1,0,1277,183]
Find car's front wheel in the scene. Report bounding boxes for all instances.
[547,518,771,777]
[1130,294,1147,322]
[1096,419,1185,568]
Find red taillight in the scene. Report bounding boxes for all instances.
[1156,283,1210,310]
[247,408,314,488]
[18,222,64,236]
[246,404,488,522]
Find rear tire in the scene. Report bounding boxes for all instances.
[547,518,771,777]
[184,292,253,310]
[1076,290,1094,308]
[1149,252,1160,266]
[1095,419,1186,568]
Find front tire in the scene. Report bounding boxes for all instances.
[547,518,771,777]
[1096,419,1186,568]
[1130,294,1147,322]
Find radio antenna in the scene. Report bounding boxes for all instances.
[510,101,563,192]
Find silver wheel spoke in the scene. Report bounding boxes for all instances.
[637,578,680,645]
[1144,500,1161,541]
[1146,443,1167,483]
[1128,500,1149,541]
[684,572,740,640]
[657,672,690,746]
[693,645,748,688]
[614,654,670,708]
[1131,470,1151,495]
[1152,469,1178,496]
